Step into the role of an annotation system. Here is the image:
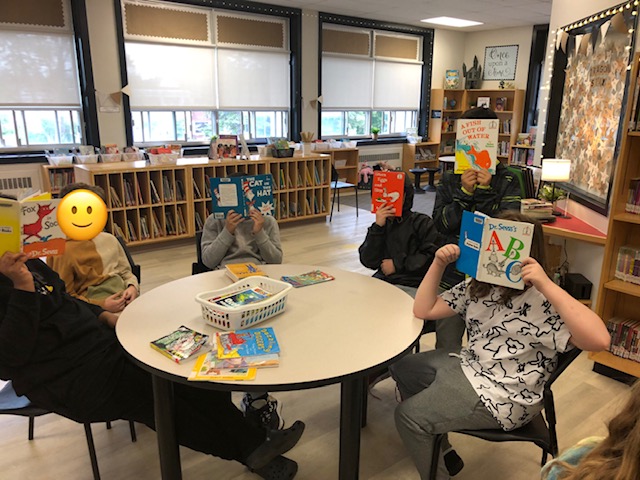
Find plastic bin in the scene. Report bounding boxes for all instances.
[74,154,99,164]
[46,155,74,166]
[195,276,292,330]
[148,153,180,165]
[100,153,122,163]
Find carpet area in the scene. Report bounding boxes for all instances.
[334,188,436,217]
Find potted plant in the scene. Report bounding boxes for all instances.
[207,134,219,159]
[538,184,566,204]
[371,127,380,141]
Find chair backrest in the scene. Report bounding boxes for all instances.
[116,235,141,283]
[505,165,527,199]
[543,347,582,454]
[331,164,339,183]
[192,230,212,275]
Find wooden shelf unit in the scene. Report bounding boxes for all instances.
[510,144,535,166]
[430,88,525,161]
[41,165,75,197]
[74,155,331,246]
[326,148,359,184]
[591,52,640,377]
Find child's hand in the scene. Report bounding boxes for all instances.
[375,204,396,226]
[380,258,396,275]
[461,170,477,193]
[103,291,126,313]
[123,285,138,304]
[476,169,492,187]
[520,257,551,290]
[435,244,460,267]
[248,209,265,234]
[225,210,243,234]
[0,252,34,292]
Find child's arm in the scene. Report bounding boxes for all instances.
[414,244,458,320]
[521,258,610,352]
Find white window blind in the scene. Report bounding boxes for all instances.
[321,56,373,109]
[125,42,217,109]
[217,49,289,109]
[373,61,422,109]
[0,31,80,106]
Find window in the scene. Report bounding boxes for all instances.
[0,1,84,150]
[122,1,292,145]
[320,23,426,138]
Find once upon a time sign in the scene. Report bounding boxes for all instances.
[483,45,518,80]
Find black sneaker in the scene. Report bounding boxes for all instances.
[444,449,464,476]
[245,420,305,471]
[251,455,298,480]
[242,393,282,430]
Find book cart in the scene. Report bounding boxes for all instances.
[591,51,640,377]
[74,154,331,246]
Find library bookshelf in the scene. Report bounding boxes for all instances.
[325,148,359,184]
[591,52,640,377]
[73,154,331,246]
[41,165,75,197]
[402,141,440,172]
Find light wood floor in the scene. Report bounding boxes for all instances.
[0,204,631,480]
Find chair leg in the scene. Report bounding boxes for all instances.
[540,449,549,467]
[330,183,338,221]
[337,188,341,212]
[106,421,112,430]
[28,414,35,440]
[129,420,137,442]
[429,434,446,480]
[354,186,359,217]
[84,423,101,480]
[361,379,368,428]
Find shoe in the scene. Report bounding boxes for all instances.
[245,420,305,471]
[444,449,464,476]
[251,455,298,480]
[242,393,282,430]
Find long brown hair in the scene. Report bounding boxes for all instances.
[543,382,640,480]
[468,210,546,303]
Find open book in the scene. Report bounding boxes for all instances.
[455,119,500,174]
[210,174,274,219]
[456,211,534,289]
[0,191,65,258]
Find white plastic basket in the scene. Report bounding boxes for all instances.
[46,155,74,166]
[195,276,292,330]
[74,154,99,164]
[100,153,122,163]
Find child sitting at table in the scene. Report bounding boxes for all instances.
[390,212,610,479]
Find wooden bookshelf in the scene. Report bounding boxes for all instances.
[591,51,640,377]
[73,154,331,246]
[41,165,75,197]
[326,148,359,184]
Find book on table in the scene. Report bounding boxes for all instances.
[149,325,210,363]
[210,174,274,219]
[216,327,280,360]
[188,352,257,381]
[225,262,267,281]
[0,191,65,258]
[371,171,405,216]
[456,210,533,290]
[455,118,499,174]
[281,270,335,288]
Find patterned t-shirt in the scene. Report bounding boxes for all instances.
[441,279,572,431]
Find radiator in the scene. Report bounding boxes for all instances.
[0,164,43,196]
[358,144,403,170]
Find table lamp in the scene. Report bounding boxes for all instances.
[541,158,571,217]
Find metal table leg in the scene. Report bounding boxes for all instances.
[339,376,364,479]
[152,375,182,480]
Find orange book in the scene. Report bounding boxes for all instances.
[371,171,405,216]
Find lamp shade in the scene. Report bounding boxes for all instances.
[541,158,571,182]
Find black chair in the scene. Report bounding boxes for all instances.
[423,167,441,192]
[116,234,141,283]
[0,381,137,480]
[192,230,212,275]
[330,165,358,221]
[428,348,582,479]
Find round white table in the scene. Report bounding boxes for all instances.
[117,264,423,480]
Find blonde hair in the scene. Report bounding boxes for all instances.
[543,382,640,480]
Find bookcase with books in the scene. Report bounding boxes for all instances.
[430,88,525,163]
[401,141,440,172]
[592,51,640,377]
[327,148,359,184]
[74,162,193,245]
[41,165,75,197]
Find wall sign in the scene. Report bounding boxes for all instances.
[483,45,518,80]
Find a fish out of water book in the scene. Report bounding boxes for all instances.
[210,174,274,219]
[454,118,499,174]
[371,171,405,216]
[0,192,65,258]
[456,211,533,290]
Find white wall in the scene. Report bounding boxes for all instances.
[464,26,534,89]
[431,29,466,89]
[300,10,319,137]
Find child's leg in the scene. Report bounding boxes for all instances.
[434,312,466,353]
[392,351,500,479]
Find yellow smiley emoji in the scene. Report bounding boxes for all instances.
[57,189,108,241]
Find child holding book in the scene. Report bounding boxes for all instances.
[390,212,610,480]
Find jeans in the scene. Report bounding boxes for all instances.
[390,350,500,480]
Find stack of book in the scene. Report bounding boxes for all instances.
[189,326,280,381]
[615,246,640,285]
[225,262,267,281]
[149,325,210,363]
[626,177,640,214]
[520,199,554,219]
[606,317,640,361]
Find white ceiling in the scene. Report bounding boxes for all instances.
[266,0,553,31]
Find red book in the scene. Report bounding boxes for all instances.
[371,171,405,216]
